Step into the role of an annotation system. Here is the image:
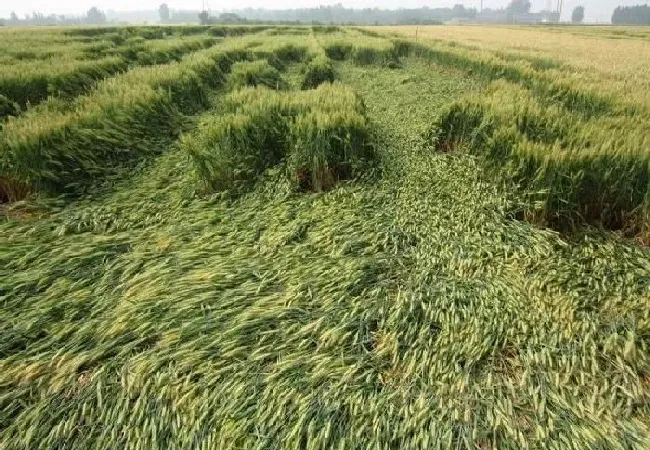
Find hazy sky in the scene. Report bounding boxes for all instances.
[0,1,644,23]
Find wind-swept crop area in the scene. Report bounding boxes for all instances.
[1,25,649,449]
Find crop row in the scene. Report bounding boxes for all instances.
[183,83,373,193]
[392,39,631,118]
[0,36,319,202]
[0,26,263,63]
[179,32,373,194]
[320,33,400,67]
[432,81,650,234]
[0,27,284,114]
[229,35,335,90]
[384,38,650,236]
[0,37,220,113]
[64,24,275,39]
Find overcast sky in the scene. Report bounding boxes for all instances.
[0,1,644,23]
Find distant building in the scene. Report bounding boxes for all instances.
[512,11,559,24]
[475,8,559,24]
[445,17,475,25]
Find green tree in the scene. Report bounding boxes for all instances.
[198,10,210,25]
[159,3,170,22]
[86,7,106,24]
[612,5,650,24]
[572,5,584,23]
[506,0,531,14]
[218,13,245,23]
[506,0,531,21]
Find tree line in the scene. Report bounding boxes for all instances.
[1,7,106,26]
[2,2,649,27]
[611,4,650,25]
[223,4,475,25]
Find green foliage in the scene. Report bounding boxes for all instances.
[572,5,585,24]
[2,50,650,450]
[0,36,219,112]
[0,94,20,121]
[289,105,370,191]
[63,24,269,39]
[260,43,309,70]
[228,60,286,90]
[0,58,128,107]
[432,81,650,232]
[324,41,353,60]
[312,25,341,33]
[183,84,372,192]
[131,36,216,65]
[506,0,532,15]
[0,45,250,199]
[184,112,288,191]
[612,4,650,25]
[0,28,272,112]
[159,3,170,22]
[393,39,617,117]
[206,25,272,37]
[1,26,650,450]
[300,55,335,89]
[386,35,650,234]
[322,37,399,67]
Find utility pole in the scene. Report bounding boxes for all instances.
[480,0,483,13]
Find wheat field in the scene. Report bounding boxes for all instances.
[380,25,650,109]
[1,25,649,449]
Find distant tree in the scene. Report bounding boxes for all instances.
[218,13,246,23]
[612,4,650,25]
[10,11,19,23]
[571,6,584,23]
[198,10,210,25]
[183,5,477,25]
[506,0,531,14]
[159,3,170,22]
[86,7,106,24]
[506,0,531,21]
